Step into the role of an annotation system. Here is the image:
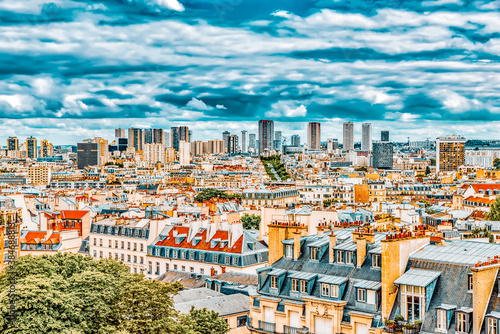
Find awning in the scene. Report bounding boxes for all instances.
[394,268,441,287]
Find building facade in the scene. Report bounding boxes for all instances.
[307,122,321,150]
[343,122,354,152]
[436,135,466,173]
[259,120,274,155]
[361,123,372,151]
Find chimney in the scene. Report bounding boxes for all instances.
[317,225,324,238]
[293,229,302,260]
[221,266,226,274]
[329,231,337,263]
[210,267,215,276]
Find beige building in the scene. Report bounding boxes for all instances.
[436,135,466,173]
[28,166,51,185]
[40,140,54,157]
[144,143,165,164]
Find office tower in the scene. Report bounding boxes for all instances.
[179,126,189,142]
[327,138,339,153]
[258,120,274,154]
[373,142,394,169]
[188,130,193,143]
[227,135,239,154]
[436,135,466,173]
[361,123,372,151]
[249,134,256,151]
[165,148,176,162]
[171,127,179,151]
[117,138,128,152]
[115,128,125,138]
[40,140,53,157]
[128,128,143,152]
[144,129,153,144]
[26,136,37,159]
[7,137,18,151]
[94,137,109,165]
[164,131,171,148]
[222,131,230,152]
[307,122,321,150]
[343,122,354,151]
[274,131,282,152]
[179,141,190,165]
[144,143,165,164]
[381,131,389,142]
[241,131,248,153]
[291,135,300,147]
[153,129,164,144]
[77,142,98,169]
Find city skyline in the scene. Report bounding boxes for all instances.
[0,1,500,143]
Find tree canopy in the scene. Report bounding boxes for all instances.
[194,189,241,203]
[241,213,261,230]
[487,196,500,221]
[0,253,229,334]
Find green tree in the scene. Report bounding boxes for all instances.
[494,158,500,170]
[0,253,208,334]
[185,307,230,334]
[487,196,500,221]
[355,166,367,172]
[430,158,436,166]
[241,213,261,229]
[323,198,338,208]
[425,166,431,175]
[194,189,240,203]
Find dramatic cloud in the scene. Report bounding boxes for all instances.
[0,0,499,143]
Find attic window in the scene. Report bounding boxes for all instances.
[248,242,255,250]
[310,247,318,261]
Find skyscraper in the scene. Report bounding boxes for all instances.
[171,127,179,151]
[153,129,164,144]
[343,122,354,151]
[179,126,189,142]
[222,131,230,152]
[241,130,248,153]
[144,129,153,144]
[361,123,372,151]
[128,128,143,152]
[249,134,256,152]
[307,122,321,150]
[381,131,389,142]
[115,128,125,138]
[179,141,190,165]
[7,137,18,151]
[40,140,53,157]
[227,135,239,154]
[258,120,274,154]
[188,130,193,143]
[26,136,37,159]
[274,131,282,152]
[291,135,300,147]
[77,142,98,169]
[436,135,466,173]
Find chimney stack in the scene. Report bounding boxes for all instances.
[293,229,302,260]
[317,225,324,238]
[329,231,337,263]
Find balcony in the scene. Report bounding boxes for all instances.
[259,321,276,333]
[247,319,311,334]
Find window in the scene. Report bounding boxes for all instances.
[121,241,124,249]
[437,309,447,331]
[99,239,103,247]
[489,318,498,334]
[321,283,330,296]
[336,250,344,264]
[237,316,247,327]
[291,279,299,292]
[93,238,96,246]
[127,242,131,250]
[121,254,124,261]
[166,263,169,272]
[300,280,307,293]
[115,240,118,248]
[310,247,318,260]
[108,252,111,258]
[456,313,468,333]
[173,250,177,259]
[468,274,473,291]
[181,266,186,271]
[148,261,152,274]
[127,255,131,262]
[140,257,143,264]
[331,285,339,298]
[232,257,238,266]
[115,253,118,260]
[109,240,112,248]
[215,284,220,292]
[401,285,424,322]
[133,256,137,263]
[346,251,354,265]
[181,251,185,259]
[134,243,137,250]
[214,270,218,275]
[225,256,230,265]
[357,288,366,302]
[140,243,144,252]
[199,253,204,262]
[285,245,293,258]
[271,276,278,289]
[156,262,160,275]
[372,254,381,268]
[190,267,194,273]
[99,251,103,258]
[200,268,204,274]
[174,264,178,270]
[93,250,97,257]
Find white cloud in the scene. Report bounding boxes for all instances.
[267,101,307,118]
[186,98,213,110]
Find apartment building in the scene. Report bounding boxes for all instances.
[88,217,169,274]
[0,196,21,272]
[241,186,300,207]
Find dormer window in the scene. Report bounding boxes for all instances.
[291,279,299,292]
[488,318,498,334]
[372,254,381,268]
[285,245,293,258]
[357,288,366,302]
[456,312,470,334]
[468,274,473,291]
[300,280,307,293]
[271,276,278,289]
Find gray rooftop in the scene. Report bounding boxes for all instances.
[174,292,250,317]
[411,240,500,265]
[394,268,441,287]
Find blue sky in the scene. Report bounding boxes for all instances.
[0,0,500,144]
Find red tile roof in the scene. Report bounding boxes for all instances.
[155,226,244,253]
[464,196,495,205]
[22,231,48,244]
[470,184,500,192]
[60,211,89,220]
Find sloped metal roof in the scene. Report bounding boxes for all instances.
[394,268,441,287]
[318,275,348,285]
[353,280,381,290]
[287,271,317,280]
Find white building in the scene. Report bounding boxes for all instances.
[361,123,372,151]
[144,143,165,165]
[179,141,190,165]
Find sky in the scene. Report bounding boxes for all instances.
[0,0,500,145]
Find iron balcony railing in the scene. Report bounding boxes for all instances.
[258,321,276,333]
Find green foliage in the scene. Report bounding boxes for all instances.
[323,198,338,208]
[425,166,431,175]
[467,227,495,243]
[194,189,241,203]
[306,164,313,169]
[0,253,227,334]
[241,213,261,230]
[355,166,367,172]
[105,162,124,168]
[260,155,290,181]
[185,307,230,334]
[430,158,436,166]
[488,196,500,221]
[421,200,431,208]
